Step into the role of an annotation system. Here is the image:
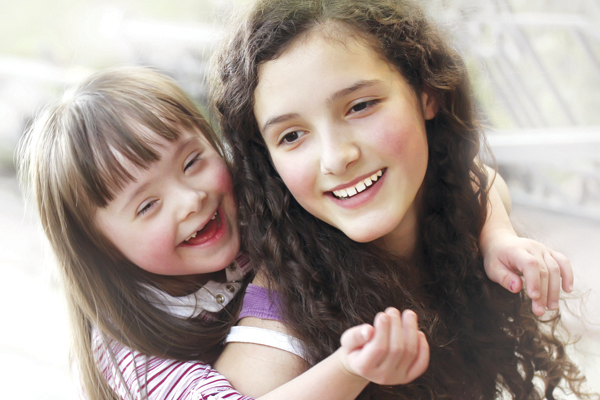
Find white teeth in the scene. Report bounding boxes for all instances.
[332,169,384,199]
[185,232,197,242]
[185,212,217,242]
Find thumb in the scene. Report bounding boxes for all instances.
[341,324,374,352]
[485,259,522,293]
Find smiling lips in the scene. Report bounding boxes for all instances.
[332,169,384,199]
[183,211,219,245]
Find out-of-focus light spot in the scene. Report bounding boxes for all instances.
[99,7,125,39]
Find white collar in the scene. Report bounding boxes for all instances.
[144,253,251,319]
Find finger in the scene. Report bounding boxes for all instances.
[512,249,547,315]
[341,324,374,352]
[511,248,540,299]
[378,308,404,371]
[551,250,574,293]
[356,312,390,370]
[485,259,523,293]
[397,310,418,370]
[544,252,561,311]
[405,331,430,383]
[530,256,548,316]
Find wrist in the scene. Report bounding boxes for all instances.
[332,348,368,384]
[480,225,515,251]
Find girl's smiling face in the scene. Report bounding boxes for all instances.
[95,129,240,275]
[254,30,437,256]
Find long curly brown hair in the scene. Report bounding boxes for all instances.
[210,0,591,399]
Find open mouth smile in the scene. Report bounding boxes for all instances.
[331,169,385,199]
[182,211,220,246]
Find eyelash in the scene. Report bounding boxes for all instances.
[137,200,157,216]
[184,153,201,172]
[278,131,305,146]
[348,99,380,114]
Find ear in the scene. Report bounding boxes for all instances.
[420,88,439,120]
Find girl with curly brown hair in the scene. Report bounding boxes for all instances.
[210,0,593,399]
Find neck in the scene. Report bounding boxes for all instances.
[153,270,226,297]
[373,206,419,259]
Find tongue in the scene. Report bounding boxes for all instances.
[186,217,220,245]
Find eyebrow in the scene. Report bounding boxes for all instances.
[121,136,198,212]
[326,79,382,105]
[261,113,301,134]
[260,79,383,134]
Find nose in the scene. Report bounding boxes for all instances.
[176,182,208,221]
[319,126,360,175]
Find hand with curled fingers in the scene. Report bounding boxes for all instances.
[482,231,573,316]
[339,308,429,385]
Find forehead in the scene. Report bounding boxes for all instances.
[258,26,395,84]
[271,26,381,68]
[254,28,400,116]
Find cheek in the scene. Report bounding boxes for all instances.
[212,161,234,195]
[128,227,175,273]
[372,115,428,172]
[272,154,316,204]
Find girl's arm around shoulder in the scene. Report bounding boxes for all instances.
[215,308,429,399]
[480,166,574,316]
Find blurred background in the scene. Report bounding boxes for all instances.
[0,0,598,398]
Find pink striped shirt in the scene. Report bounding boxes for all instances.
[94,334,253,400]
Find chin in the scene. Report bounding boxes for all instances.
[216,247,240,270]
[343,228,386,244]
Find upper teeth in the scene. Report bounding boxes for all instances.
[184,212,217,242]
[186,232,197,241]
[333,170,383,199]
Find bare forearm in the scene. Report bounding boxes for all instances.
[480,166,516,252]
[256,349,368,400]
[215,318,368,400]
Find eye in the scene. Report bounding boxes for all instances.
[184,152,202,172]
[348,99,380,115]
[137,199,158,216]
[278,130,305,146]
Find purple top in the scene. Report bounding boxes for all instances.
[239,284,283,321]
